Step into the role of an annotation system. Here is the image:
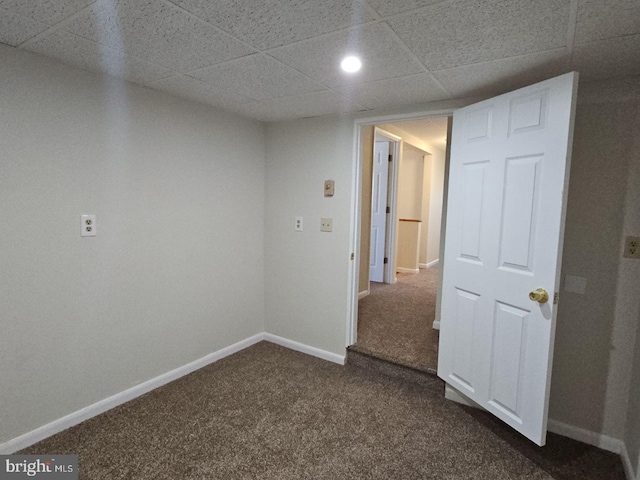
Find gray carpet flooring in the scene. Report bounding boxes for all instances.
[353,267,440,373]
[21,342,625,479]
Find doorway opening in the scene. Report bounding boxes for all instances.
[350,115,452,374]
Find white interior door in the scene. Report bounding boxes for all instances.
[369,140,390,283]
[437,72,579,446]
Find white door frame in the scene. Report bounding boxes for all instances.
[373,127,401,285]
[347,109,455,346]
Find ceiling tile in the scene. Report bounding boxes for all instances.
[575,0,640,45]
[365,0,442,17]
[23,30,175,84]
[235,90,366,122]
[389,117,449,149]
[333,73,449,109]
[189,54,325,101]
[572,34,640,80]
[168,0,376,50]
[0,0,93,25]
[0,8,49,46]
[63,0,254,72]
[146,74,256,110]
[388,0,570,70]
[433,48,570,98]
[267,23,424,88]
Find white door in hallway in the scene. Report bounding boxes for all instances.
[437,72,579,446]
[369,140,390,283]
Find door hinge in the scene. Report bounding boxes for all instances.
[350,252,355,261]
[383,257,388,264]
[388,154,392,162]
[386,206,390,214]
[553,292,559,305]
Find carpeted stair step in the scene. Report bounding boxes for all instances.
[346,347,443,392]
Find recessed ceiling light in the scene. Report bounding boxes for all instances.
[341,56,362,73]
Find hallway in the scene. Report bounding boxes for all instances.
[352,268,440,374]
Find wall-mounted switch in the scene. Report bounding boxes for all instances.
[321,218,333,232]
[81,215,96,237]
[324,180,335,197]
[295,216,303,232]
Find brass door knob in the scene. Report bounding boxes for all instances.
[529,288,549,304]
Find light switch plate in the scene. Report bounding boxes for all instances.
[324,180,335,197]
[564,274,587,294]
[321,218,333,232]
[81,215,96,237]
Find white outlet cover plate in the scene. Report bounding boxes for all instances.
[81,214,96,237]
[564,274,587,294]
[295,216,303,232]
[320,218,333,232]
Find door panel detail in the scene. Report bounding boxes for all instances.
[498,154,542,273]
[488,301,530,423]
[459,161,488,263]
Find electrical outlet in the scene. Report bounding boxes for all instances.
[624,236,640,259]
[320,218,333,232]
[81,215,96,237]
[295,216,303,232]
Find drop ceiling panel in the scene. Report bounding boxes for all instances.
[235,90,366,122]
[168,0,376,50]
[268,23,424,88]
[334,73,449,109]
[0,8,49,46]
[434,49,570,98]
[365,0,443,17]
[189,54,325,101]
[0,0,93,25]
[572,34,640,80]
[390,117,449,149]
[388,0,570,71]
[575,0,640,45]
[146,74,257,110]
[2,0,640,122]
[63,0,254,72]
[23,30,175,84]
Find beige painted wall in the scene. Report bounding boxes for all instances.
[419,156,433,265]
[549,91,640,441]
[0,46,266,445]
[396,144,425,220]
[622,104,640,479]
[265,115,354,356]
[358,126,374,294]
[426,147,446,266]
[626,325,640,478]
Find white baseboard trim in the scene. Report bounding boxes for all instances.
[418,263,428,269]
[358,289,370,300]
[426,259,439,268]
[0,333,265,455]
[432,320,441,330]
[396,267,419,274]
[546,419,623,454]
[263,333,345,365]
